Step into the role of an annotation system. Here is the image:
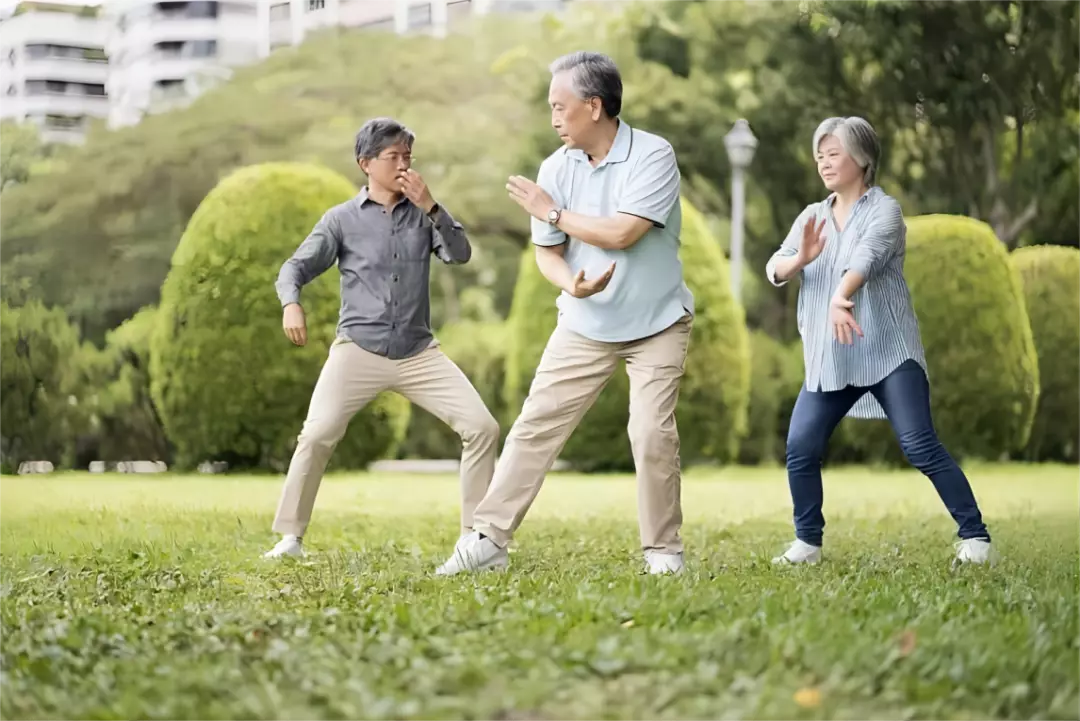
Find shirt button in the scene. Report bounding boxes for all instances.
[391,323,397,329]
[393,253,398,259]
[392,274,399,282]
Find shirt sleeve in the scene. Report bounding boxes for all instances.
[766,205,814,287]
[531,157,569,248]
[616,145,681,228]
[842,197,905,280]
[275,211,341,306]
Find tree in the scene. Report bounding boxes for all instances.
[0,301,94,471]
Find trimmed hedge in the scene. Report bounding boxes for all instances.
[739,331,804,465]
[1011,245,1080,462]
[503,198,750,470]
[829,214,1039,464]
[150,162,409,471]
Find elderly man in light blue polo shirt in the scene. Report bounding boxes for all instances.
[436,51,694,577]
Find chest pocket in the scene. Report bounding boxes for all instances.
[397,227,432,262]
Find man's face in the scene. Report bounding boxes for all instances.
[360,141,413,192]
[548,71,599,149]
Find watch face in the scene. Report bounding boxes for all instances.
[548,209,559,221]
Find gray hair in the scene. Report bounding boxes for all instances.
[812,116,880,186]
[549,51,622,118]
[354,117,415,161]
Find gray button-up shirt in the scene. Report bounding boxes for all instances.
[276,187,471,360]
[765,186,927,420]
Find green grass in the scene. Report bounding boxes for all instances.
[2,464,1077,720]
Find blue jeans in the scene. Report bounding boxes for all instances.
[785,359,990,546]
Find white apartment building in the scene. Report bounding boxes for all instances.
[0,2,110,143]
[103,0,265,127]
[266,0,536,49]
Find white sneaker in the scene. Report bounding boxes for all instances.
[772,539,822,565]
[435,531,508,576]
[263,535,304,559]
[954,537,997,567]
[645,550,684,575]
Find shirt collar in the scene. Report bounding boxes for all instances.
[567,118,633,167]
[357,186,409,210]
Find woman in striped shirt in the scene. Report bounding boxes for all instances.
[765,116,996,567]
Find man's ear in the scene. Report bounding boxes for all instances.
[357,157,369,174]
[589,97,603,122]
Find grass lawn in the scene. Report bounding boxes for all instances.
[1,463,1077,720]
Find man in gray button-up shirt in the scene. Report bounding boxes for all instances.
[263,117,500,559]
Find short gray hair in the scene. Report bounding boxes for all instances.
[812,116,881,186]
[549,51,622,118]
[354,117,415,161]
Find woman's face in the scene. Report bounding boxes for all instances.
[816,134,864,192]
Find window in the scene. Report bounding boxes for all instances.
[154,39,217,59]
[407,2,431,28]
[308,0,326,10]
[155,1,219,20]
[23,44,106,62]
[44,114,85,130]
[24,80,106,96]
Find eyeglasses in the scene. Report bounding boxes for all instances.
[375,153,413,164]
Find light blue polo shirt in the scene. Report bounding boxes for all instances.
[531,119,694,343]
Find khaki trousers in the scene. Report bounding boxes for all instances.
[472,314,692,553]
[271,338,499,537]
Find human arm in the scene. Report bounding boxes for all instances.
[828,199,904,344]
[508,145,680,252]
[399,168,471,264]
[533,243,615,298]
[765,207,826,286]
[275,212,340,347]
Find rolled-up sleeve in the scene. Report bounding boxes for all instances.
[531,157,569,248]
[766,205,814,287]
[275,211,340,306]
[842,197,904,280]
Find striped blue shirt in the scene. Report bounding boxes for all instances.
[765,186,926,420]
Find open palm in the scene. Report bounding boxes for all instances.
[798,217,827,265]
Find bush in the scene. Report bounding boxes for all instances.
[398,319,507,460]
[1011,245,1080,462]
[0,301,93,471]
[150,162,409,471]
[829,214,1039,464]
[79,306,171,465]
[739,332,804,465]
[503,198,751,471]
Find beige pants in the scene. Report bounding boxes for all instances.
[271,338,499,537]
[472,314,692,553]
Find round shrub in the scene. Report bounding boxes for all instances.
[398,319,507,459]
[829,214,1039,464]
[503,198,751,471]
[150,162,410,471]
[1011,245,1079,462]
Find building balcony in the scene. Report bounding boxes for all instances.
[18,92,109,118]
[18,57,110,84]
